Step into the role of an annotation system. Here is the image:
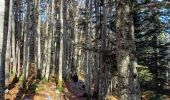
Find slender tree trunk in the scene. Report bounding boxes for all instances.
[45,31,52,80]
[51,0,57,77]
[98,0,107,99]
[5,0,13,87]
[73,3,79,72]
[93,0,100,98]
[16,0,22,78]
[11,14,16,76]
[33,0,37,79]
[37,1,41,80]
[34,0,42,80]
[84,0,93,98]
[115,0,141,99]
[62,1,67,80]
[44,1,52,80]
[0,0,10,99]
[42,37,47,77]
[23,0,30,86]
[42,1,49,78]
[102,0,108,97]
[5,32,10,86]
[58,0,67,91]
[9,0,16,76]
[16,41,20,77]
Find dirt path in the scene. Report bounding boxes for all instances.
[4,78,88,100]
[5,80,65,100]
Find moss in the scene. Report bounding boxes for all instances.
[11,72,15,78]
[58,79,62,92]
[19,74,24,83]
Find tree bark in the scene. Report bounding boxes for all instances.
[84,0,93,98]
[34,0,42,80]
[23,0,30,85]
[5,0,13,87]
[73,3,79,72]
[16,41,20,78]
[44,1,52,80]
[93,0,100,98]
[10,0,16,76]
[115,0,141,99]
[34,0,42,79]
[0,0,10,99]
[51,0,57,77]
[58,0,67,91]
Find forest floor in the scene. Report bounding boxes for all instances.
[4,75,170,100]
[4,63,89,100]
[4,64,170,100]
[4,63,118,100]
[4,75,88,100]
[4,75,117,100]
[141,85,170,100]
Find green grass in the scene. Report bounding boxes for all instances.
[41,77,48,83]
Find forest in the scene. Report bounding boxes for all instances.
[0,0,170,100]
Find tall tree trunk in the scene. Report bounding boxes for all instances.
[5,29,10,87]
[33,0,38,79]
[44,1,52,80]
[10,0,16,76]
[98,0,107,99]
[93,0,100,98]
[23,0,30,86]
[5,0,13,87]
[58,0,67,91]
[115,0,141,99]
[34,0,42,80]
[51,0,57,77]
[73,3,79,72]
[11,13,16,76]
[0,0,10,99]
[84,0,93,98]
[42,1,49,78]
[16,0,22,78]
[62,1,67,80]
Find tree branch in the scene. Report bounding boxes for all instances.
[132,1,170,13]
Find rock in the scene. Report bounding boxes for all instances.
[5,89,9,94]
[55,90,60,94]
